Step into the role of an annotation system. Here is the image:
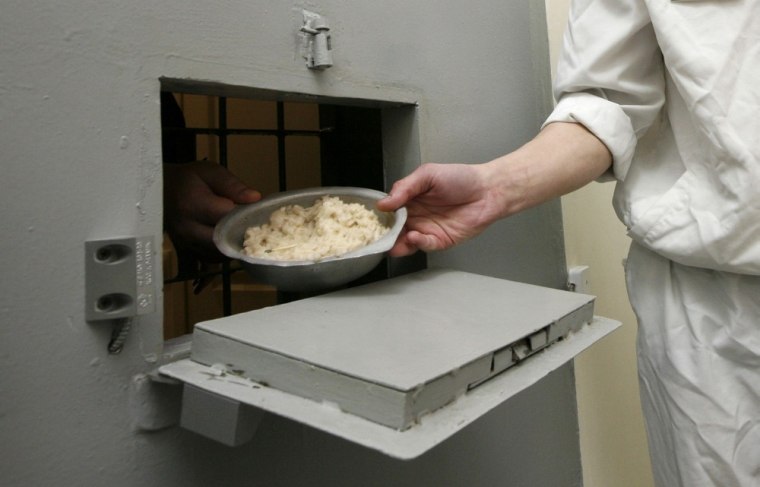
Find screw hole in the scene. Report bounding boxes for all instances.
[96,296,115,312]
[94,244,130,264]
[95,293,132,313]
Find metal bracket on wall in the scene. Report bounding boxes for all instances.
[300,10,333,70]
[85,237,156,321]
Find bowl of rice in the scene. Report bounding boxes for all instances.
[213,186,406,293]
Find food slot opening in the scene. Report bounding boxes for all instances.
[160,83,423,340]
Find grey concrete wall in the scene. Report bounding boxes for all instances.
[0,1,579,486]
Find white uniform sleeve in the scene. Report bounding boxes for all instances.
[544,0,665,181]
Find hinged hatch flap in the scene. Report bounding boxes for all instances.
[159,269,620,457]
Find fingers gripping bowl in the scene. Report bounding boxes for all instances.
[213,187,406,293]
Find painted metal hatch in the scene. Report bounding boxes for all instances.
[160,268,619,458]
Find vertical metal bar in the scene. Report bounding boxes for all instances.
[219,96,232,316]
[277,101,287,191]
[219,97,228,168]
[275,101,288,304]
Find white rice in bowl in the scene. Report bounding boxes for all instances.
[243,195,390,261]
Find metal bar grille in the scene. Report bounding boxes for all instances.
[162,127,327,137]
[163,94,325,317]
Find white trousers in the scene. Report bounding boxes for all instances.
[625,243,760,487]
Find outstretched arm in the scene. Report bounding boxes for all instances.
[377,122,612,256]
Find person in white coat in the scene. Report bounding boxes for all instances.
[378,0,760,485]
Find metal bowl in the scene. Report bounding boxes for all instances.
[213,186,406,293]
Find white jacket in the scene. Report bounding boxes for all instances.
[545,0,760,274]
